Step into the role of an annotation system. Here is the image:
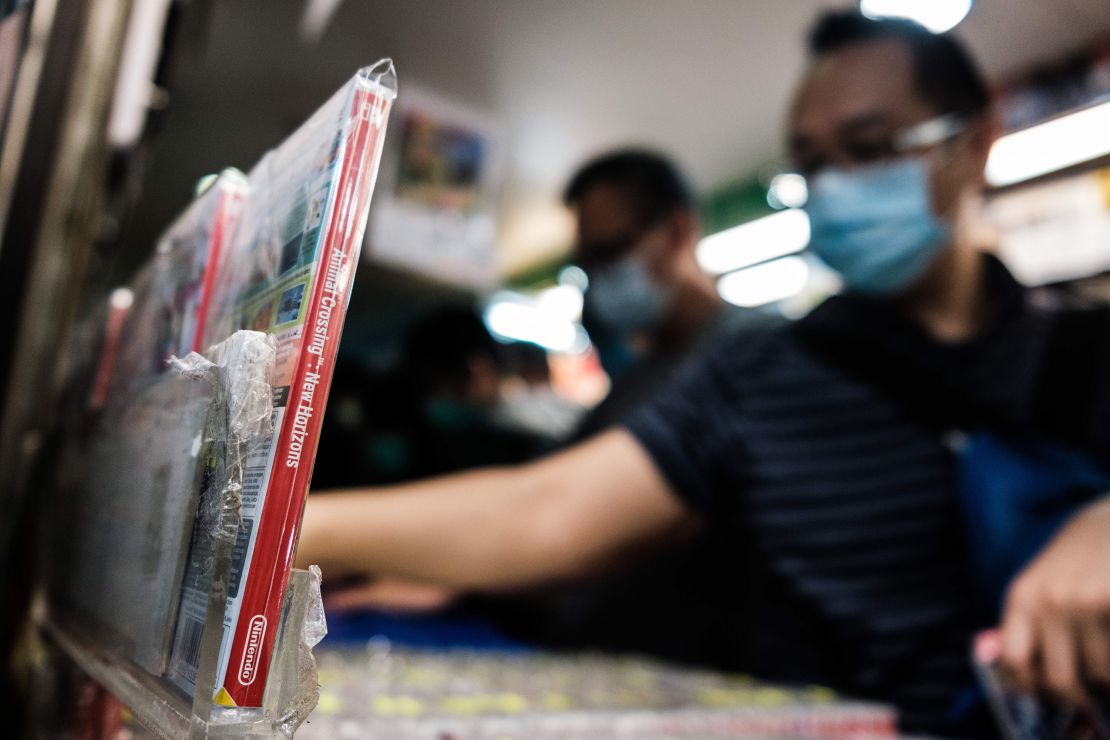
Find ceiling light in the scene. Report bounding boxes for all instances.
[985,101,1110,188]
[859,0,972,33]
[536,284,584,323]
[696,209,810,276]
[109,287,134,311]
[767,173,808,209]
[557,265,589,292]
[717,256,810,308]
[484,294,588,354]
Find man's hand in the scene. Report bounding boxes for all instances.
[1000,496,1110,705]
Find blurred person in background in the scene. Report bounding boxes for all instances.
[297,10,1110,734]
[401,305,581,474]
[566,149,774,440]
[318,307,582,612]
[479,149,777,666]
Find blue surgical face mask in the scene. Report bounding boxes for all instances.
[583,255,666,338]
[804,158,950,296]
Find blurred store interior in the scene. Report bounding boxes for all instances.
[3,0,1110,736]
[85,0,1110,486]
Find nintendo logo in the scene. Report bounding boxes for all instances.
[238,615,267,685]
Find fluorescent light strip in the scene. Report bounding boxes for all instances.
[536,284,584,323]
[484,296,586,354]
[859,0,972,34]
[696,209,810,276]
[717,256,810,308]
[986,100,1110,188]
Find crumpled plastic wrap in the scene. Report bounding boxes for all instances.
[167,351,216,378]
[206,566,328,737]
[165,330,278,704]
[163,338,327,737]
[207,331,276,445]
[273,565,328,738]
[165,330,275,554]
[170,330,275,446]
[302,565,328,649]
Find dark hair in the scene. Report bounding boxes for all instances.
[808,10,990,118]
[403,306,500,395]
[563,149,694,228]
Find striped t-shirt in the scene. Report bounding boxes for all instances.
[625,258,1110,733]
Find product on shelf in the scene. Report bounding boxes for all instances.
[167,60,397,708]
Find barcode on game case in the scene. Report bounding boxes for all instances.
[172,617,205,684]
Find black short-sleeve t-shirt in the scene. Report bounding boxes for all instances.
[624,258,1110,733]
[626,324,975,732]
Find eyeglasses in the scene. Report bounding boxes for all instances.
[798,113,967,178]
[769,113,968,208]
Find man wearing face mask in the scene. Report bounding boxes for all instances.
[297,11,1110,734]
[479,151,772,662]
[782,12,1110,723]
[565,149,771,440]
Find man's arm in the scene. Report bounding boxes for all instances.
[1001,495,1110,705]
[294,428,694,590]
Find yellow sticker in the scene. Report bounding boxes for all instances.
[213,688,237,708]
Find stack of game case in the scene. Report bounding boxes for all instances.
[298,646,898,739]
[168,59,397,710]
[46,169,250,678]
[44,59,397,731]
